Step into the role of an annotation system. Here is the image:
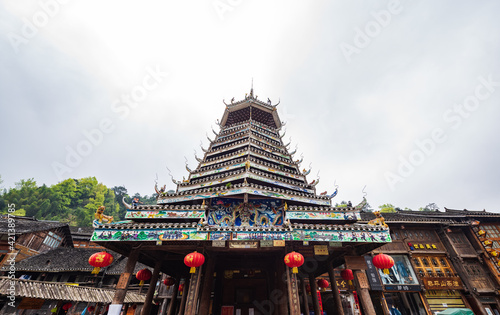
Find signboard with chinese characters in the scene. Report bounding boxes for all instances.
[273,240,285,247]
[229,241,258,249]
[212,240,226,247]
[422,277,463,290]
[356,272,370,289]
[260,240,273,247]
[384,284,422,291]
[314,245,329,255]
[364,255,383,291]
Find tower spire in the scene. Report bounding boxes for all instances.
[250,78,254,98]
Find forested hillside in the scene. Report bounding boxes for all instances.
[0,175,156,227]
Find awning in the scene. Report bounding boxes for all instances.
[0,278,145,304]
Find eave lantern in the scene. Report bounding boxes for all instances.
[88,251,114,274]
[372,253,394,274]
[341,269,354,285]
[317,279,329,291]
[184,251,205,273]
[136,268,152,286]
[163,277,175,287]
[62,303,72,311]
[284,251,304,273]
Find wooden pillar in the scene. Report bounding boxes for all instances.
[184,265,204,315]
[327,264,344,315]
[159,297,168,315]
[299,276,310,315]
[122,304,129,315]
[166,278,180,315]
[286,267,301,315]
[111,249,140,312]
[177,278,190,315]
[276,253,289,315]
[141,261,162,315]
[308,273,321,315]
[198,254,216,315]
[354,270,376,315]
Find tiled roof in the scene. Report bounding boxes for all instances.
[0,216,68,234]
[7,247,147,274]
[0,277,145,303]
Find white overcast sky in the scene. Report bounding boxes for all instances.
[1,1,499,212]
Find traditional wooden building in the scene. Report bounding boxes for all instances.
[93,89,392,315]
[0,216,73,268]
[360,209,500,315]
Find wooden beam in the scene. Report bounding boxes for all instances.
[184,266,203,315]
[198,254,216,315]
[354,270,376,315]
[299,276,309,315]
[111,249,139,307]
[308,273,321,315]
[327,264,344,315]
[166,279,180,315]
[141,261,161,315]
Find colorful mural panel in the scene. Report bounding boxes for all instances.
[208,198,284,227]
[125,210,205,219]
[292,230,391,242]
[92,228,390,243]
[91,229,209,242]
[287,211,361,221]
[232,232,293,240]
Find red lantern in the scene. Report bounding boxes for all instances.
[62,303,72,311]
[184,251,205,273]
[178,283,184,296]
[341,269,354,286]
[88,251,114,274]
[163,277,175,287]
[372,253,395,274]
[136,269,152,286]
[284,251,304,274]
[306,284,311,294]
[88,305,95,312]
[317,279,329,291]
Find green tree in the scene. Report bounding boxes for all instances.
[379,203,396,213]
[419,203,439,212]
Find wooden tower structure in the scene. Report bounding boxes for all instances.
[93,88,391,315]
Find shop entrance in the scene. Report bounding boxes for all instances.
[212,253,280,315]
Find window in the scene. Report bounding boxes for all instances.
[43,232,63,248]
[378,255,419,285]
[412,256,455,278]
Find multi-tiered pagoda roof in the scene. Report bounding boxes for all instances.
[92,89,390,270]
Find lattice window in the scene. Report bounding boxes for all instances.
[413,256,456,278]
[43,231,63,248]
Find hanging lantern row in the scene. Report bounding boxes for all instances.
[184,251,205,273]
[163,277,175,287]
[136,268,152,286]
[340,269,354,286]
[317,279,329,291]
[284,251,304,273]
[372,253,395,274]
[88,251,114,274]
